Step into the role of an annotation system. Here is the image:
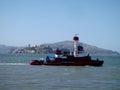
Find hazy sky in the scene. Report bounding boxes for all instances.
[0,0,120,52]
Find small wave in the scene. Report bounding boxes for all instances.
[0,63,29,65]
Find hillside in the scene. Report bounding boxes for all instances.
[0,45,18,53]
[46,41,120,56]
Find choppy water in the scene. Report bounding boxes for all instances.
[0,54,120,90]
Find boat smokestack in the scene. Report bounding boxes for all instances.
[73,34,79,57]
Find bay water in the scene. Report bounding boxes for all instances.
[0,53,120,90]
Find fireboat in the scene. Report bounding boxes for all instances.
[30,35,104,66]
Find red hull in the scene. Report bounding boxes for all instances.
[30,56,104,66]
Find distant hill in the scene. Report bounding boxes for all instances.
[45,41,120,56]
[0,42,119,56]
[0,44,17,53]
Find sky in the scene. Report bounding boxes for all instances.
[0,0,120,52]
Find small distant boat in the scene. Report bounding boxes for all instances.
[30,35,104,66]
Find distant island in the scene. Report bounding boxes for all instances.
[9,44,54,54]
[0,41,119,56]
